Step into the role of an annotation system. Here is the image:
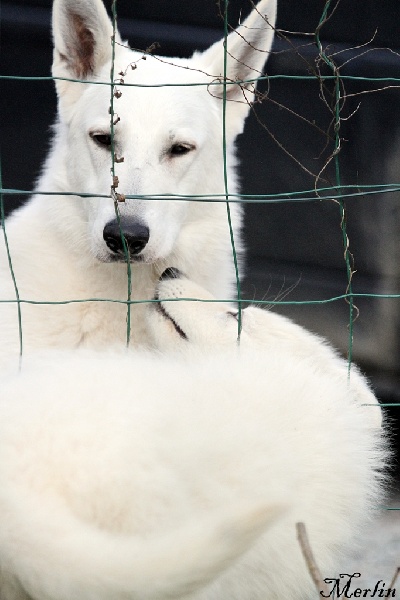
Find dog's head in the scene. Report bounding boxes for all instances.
[50,0,276,270]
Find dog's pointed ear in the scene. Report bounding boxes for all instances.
[52,0,121,118]
[199,0,277,137]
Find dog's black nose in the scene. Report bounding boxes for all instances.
[103,218,150,256]
[159,268,182,281]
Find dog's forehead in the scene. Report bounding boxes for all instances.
[94,47,210,96]
[115,46,206,85]
[88,47,217,134]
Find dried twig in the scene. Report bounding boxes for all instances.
[389,566,400,591]
[296,522,330,597]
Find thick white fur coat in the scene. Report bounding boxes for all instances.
[0,274,386,600]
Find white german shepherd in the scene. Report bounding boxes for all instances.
[0,0,276,363]
[0,270,385,600]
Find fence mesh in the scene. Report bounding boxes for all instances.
[1,9,399,399]
[0,15,399,371]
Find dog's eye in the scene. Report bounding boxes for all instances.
[169,143,194,157]
[90,133,112,148]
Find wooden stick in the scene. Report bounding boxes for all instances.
[296,522,330,597]
[389,566,400,591]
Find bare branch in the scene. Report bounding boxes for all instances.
[296,522,330,597]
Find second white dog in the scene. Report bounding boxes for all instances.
[0,271,386,600]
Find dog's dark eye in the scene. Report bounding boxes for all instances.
[169,143,194,157]
[91,133,112,148]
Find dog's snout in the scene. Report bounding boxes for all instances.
[103,218,150,257]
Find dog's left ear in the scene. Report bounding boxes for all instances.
[199,0,277,136]
[52,0,122,119]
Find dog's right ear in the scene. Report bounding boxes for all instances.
[52,0,121,119]
[198,0,277,140]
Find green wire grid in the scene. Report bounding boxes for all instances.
[0,4,399,403]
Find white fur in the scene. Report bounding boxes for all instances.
[150,275,383,428]
[0,0,277,363]
[0,274,386,600]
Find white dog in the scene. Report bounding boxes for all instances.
[0,270,386,600]
[0,0,276,365]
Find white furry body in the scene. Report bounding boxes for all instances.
[0,274,385,600]
[0,0,277,364]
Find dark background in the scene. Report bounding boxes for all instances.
[1,1,400,450]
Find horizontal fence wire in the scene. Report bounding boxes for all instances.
[0,293,399,306]
[2,184,400,202]
[1,73,400,84]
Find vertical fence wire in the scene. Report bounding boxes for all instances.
[222,0,243,339]
[315,1,355,373]
[0,155,23,367]
[110,0,132,346]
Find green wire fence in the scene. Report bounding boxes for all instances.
[0,1,400,367]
